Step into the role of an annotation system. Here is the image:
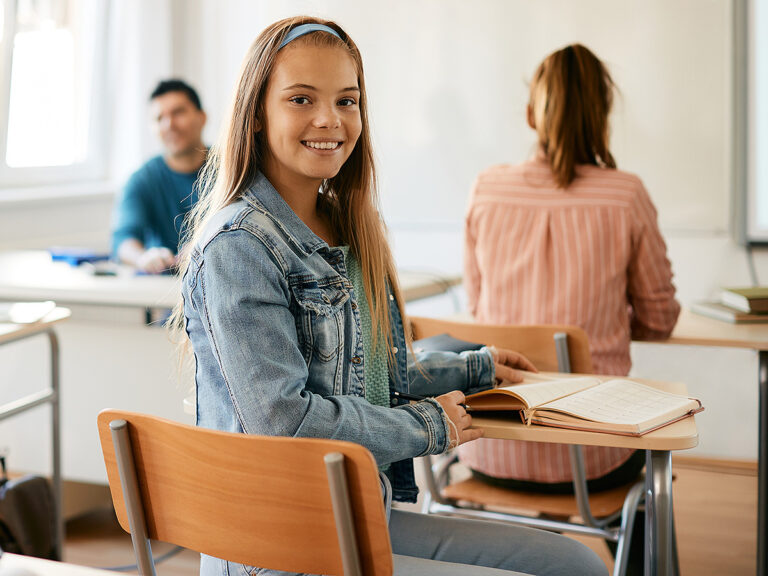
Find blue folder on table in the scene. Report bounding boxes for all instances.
[48,247,110,266]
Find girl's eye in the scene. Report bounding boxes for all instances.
[289,96,310,105]
[338,97,357,107]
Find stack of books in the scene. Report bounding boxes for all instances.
[691,287,768,323]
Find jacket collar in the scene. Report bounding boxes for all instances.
[242,172,328,256]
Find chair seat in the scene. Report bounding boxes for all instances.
[441,478,635,518]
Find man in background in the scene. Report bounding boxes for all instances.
[111,79,207,274]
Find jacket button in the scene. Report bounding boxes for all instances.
[392,346,398,354]
[322,294,331,303]
[389,294,394,301]
[351,301,358,310]
[351,356,362,365]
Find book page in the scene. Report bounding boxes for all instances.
[491,376,601,408]
[537,379,700,425]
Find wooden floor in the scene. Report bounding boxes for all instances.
[572,458,758,575]
[64,510,200,575]
[63,459,757,575]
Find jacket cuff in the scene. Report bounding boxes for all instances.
[408,398,450,455]
[465,347,496,395]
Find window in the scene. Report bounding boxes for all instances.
[0,0,108,187]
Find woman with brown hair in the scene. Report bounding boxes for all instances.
[461,41,679,522]
[172,18,605,576]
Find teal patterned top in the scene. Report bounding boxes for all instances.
[340,246,390,409]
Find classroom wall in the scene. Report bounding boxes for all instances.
[176,0,732,229]
[167,0,768,298]
[3,0,756,290]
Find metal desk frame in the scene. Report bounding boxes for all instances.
[0,317,64,560]
[472,374,697,576]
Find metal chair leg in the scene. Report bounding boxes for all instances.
[109,419,156,576]
[613,481,645,576]
[325,452,363,576]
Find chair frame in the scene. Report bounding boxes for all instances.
[97,409,393,576]
[409,316,649,576]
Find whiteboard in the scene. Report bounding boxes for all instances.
[746,0,768,242]
[182,0,733,233]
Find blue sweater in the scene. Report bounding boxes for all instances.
[111,156,201,255]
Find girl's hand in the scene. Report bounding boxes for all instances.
[435,391,482,447]
[489,347,538,385]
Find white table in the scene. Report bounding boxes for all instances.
[0,553,115,575]
[0,251,460,309]
[0,251,177,308]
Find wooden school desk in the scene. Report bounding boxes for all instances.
[473,377,698,576]
[663,309,768,576]
[0,553,114,575]
[0,307,70,560]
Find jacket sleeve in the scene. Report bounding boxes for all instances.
[406,347,495,397]
[627,180,681,340]
[189,228,451,465]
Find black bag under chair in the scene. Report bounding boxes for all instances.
[0,456,58,560]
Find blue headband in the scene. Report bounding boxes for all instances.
[278,23,343,50]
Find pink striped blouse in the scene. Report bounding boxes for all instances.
[458,156,680,483]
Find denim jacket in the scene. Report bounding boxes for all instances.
[182,172,496,503]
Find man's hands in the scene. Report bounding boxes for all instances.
[490,347,538,385]
[435,390,482,447]
[117,239,177,275]
[136,246,176,274]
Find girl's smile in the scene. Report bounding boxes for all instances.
[302,139,343,151]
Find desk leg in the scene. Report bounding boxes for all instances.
[645,450,673,576]
[47,329,63,561]
[759,351,768,576]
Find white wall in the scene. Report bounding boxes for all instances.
[0,193,112,251]
[173,0,732,228]
[2,0,761,287]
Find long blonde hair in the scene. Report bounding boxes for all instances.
[529,43,617,188]
[170,16,405,360]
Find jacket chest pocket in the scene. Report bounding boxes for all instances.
[291,282,349,363]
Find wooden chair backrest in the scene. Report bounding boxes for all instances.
[97,410,393,576]
[409,316,593,373]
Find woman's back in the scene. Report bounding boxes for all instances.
[465,156,679,375]
[461,155,679,484]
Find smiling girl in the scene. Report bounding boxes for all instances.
[173,16,606,576]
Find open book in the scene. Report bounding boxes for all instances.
[467,377,703,436]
